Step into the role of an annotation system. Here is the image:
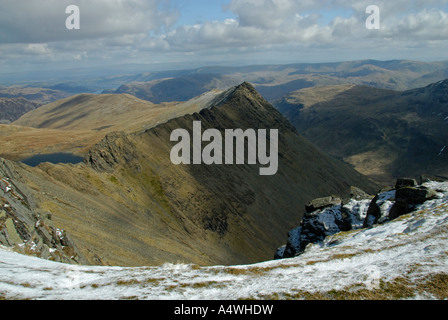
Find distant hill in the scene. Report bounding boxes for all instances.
[0,97,38,123]
[0,83,377,267]
[0,85,70,105]
[2,90,223,160]
[275,79,448,185]
[111,74,241,104]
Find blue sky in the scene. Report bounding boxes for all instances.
[0,0,447,74]
[172,0,233,25]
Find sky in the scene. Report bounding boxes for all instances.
[0,0,447,75]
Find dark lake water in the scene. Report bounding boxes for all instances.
[22,153,84,167]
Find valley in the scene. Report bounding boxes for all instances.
[275,80,448,185]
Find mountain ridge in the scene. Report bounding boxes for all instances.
[275,79,448,185]
[1,82,377,267]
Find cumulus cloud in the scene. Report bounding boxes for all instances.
[0,0,447,73]
[0,0,178,43]
[155,0,448,57]
[24,43,53,55]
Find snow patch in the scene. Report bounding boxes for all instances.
[0,182,447,300]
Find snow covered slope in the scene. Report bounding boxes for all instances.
[1,181,448,300]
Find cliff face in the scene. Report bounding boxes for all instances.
[1,83,377,267]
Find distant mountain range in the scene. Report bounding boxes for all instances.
[2,59,448,124]
[275,79,448,185]
[104,59,448,103]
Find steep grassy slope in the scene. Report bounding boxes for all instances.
[0,83,377,267]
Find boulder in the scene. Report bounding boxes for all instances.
[395,178,418,189]
[305,196,342,214]
[363,196,381,228]
[388,199,409,220]
[274,245,286,260]
[395,186,438,204]
[350,186,372,201]
[4,218,23,245]
[280,204,347,258]
[282,227,303,258]
[363,189,396,228]
[389,186,438,219]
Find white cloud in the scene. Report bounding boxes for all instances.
[384,9,448,41]
[1,0,448,73]
[159,0,448,54]
[24,44,53,55]
[0,0,179,43]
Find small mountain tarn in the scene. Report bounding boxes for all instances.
[21,153,83,167]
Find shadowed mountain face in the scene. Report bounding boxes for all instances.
[0,83,377,267]
[0,97,38,123]
[275,80,448,185]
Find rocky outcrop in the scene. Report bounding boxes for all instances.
[362,189,396,228]
[280,193,371,258]
[388,183,438,221]
[0,158,86,264]
[276,178,442,259]
[84,132,139,173]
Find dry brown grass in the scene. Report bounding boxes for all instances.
[1,92,215,161]
[286,84,356,108]
[252,273,448,300]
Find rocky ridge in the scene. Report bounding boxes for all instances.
[0,158,86,264]
[276,176,445,259]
